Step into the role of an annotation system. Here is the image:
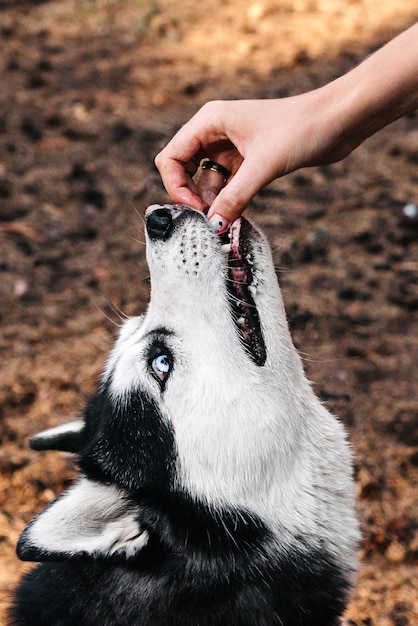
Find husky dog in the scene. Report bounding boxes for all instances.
[10,205,359,626]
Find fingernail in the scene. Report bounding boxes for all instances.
[208,214,230,235]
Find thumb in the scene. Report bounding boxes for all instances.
[207,158,272,225]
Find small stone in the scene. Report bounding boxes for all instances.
[385,541,406,563]
[400,203,418,228]
[402,203,418,219]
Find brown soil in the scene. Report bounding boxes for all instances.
[1,1,417,624]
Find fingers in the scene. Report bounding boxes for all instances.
[207,156,274,225]
[154,150,208,211]
[156,146,272,230]
[155,127,209,211]
[155,102,235,210]
[194,161,231,207]
[155,100,272,224]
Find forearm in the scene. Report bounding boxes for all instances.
[327,23,418,149]
[155,22,418,221]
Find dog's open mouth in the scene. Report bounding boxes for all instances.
[145,205,267,367]
[220,218,266,366]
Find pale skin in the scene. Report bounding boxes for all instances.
[155,22,418,231]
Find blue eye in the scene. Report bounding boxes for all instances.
[152,354,170,379]
[148,340,174,391]
[148,345,173,387]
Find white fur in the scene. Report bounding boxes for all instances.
[24,478,148,558]
[102,209,359,571]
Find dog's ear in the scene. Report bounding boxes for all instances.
[17,478,148,562]
[29,419,85,453]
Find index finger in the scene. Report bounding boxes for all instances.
[155,108,229,209]
[154,142,207,210]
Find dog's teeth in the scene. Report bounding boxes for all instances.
[237,316,246,327]
[221,243,231,254]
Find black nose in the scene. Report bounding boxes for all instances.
[146,208,173,240]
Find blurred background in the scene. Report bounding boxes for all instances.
[0,1,417,623]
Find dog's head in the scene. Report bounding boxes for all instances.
[18,206,357,569]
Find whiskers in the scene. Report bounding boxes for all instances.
[224,275,250,287]
[131,235,147,247]
[273,264,293,274]
[227,291,257,310]
[297,350,348,364]
[132,207,147,247]
[94,300,129,329]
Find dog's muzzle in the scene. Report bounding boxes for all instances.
[146,204,201,240]
[145,204,266,367]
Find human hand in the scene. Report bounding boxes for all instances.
[155,23,418,230]
[154,94,355,230]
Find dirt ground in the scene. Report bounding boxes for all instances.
[1,0,417,624]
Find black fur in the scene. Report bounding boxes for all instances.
[11,511,349,626]
[9,383,352,625]
[30,428,85,453]
[78,384,177,495]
